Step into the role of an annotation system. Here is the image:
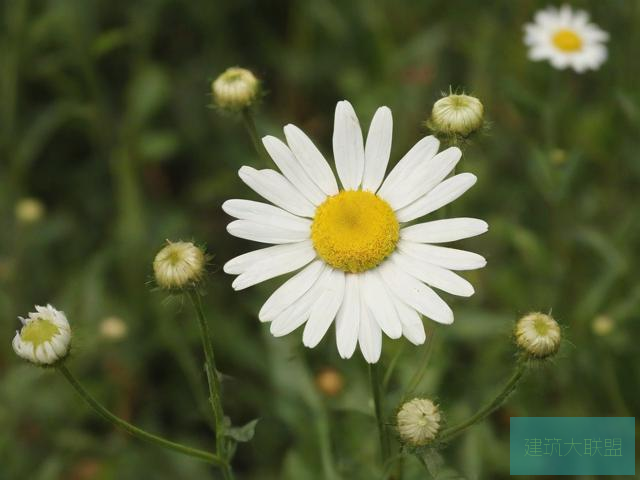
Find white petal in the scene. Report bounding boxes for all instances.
[284,124,339,196]
[396,173,477,223]
[398,240,487,271]
[358,296,382,364]
[227,220,309,244]
[378,261,453,325]
[362,106,392,192]
[50,335,68,356]
[222,199,311,233]
[231,241,317,290]
[262,135,327,205]
[224,242,313,275]
[380,146,461,211]
[335,274,361,359]
[270,268,332,337]
[401,218,488,243]
[238,166,316,217]
[360,270,402,339]
[259,260,325,322]
[333,100,365,190]
[377,136,439,198]
[302,270,345,348]
[390,295,426,345]
[391,252,475,297]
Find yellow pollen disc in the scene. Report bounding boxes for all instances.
[552,29,582,52]
[21,318,60,346]
[311,190,399,273]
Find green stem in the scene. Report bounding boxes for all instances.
[241,108,270,167]
[369,363,391,464]
[57,364,225,467]
[404,326,436,397]
[187,290,234,480]
[439,363,527,443]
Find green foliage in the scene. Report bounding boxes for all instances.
[1,0,639,479]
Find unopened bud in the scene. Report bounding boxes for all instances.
[515,312,561,359]
[211,67,260,111]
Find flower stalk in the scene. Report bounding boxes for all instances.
[369,362,391,463]
[439,362,527,443]
[187,289,234,480]
[57,364,225,467]
[241,108,270,167]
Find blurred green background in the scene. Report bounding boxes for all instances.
[1,0,638,478]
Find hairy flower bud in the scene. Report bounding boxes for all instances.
[428,93,484,138]
[211,67,260,111]
[515,312,561,359]
[397,398,441,446]
[13,305,71,365]
[153,241,206,290]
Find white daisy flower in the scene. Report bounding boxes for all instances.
[524,5,608,73]
[223,100,487,363]
[13,304,71,365]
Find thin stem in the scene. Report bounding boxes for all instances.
[187,290,234,480]
[57,364,225,467]
[241,108,270,167]
[369,363,391,464]
[404,326,436,397]
[439,363,527,443]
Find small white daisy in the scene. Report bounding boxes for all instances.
[223,100,487,363]
[13,304,71,365]
[524,5,608,73]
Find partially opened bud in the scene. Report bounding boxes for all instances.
[13,304,71,365]
[515,312,561,359]
[397,398,441,446]
[153,241,205,290]
[428,93,484,138]
[211,67,260,111]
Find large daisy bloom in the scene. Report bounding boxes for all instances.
[223,101,487,363]
[13,304,71,365]
[524,5,608,73]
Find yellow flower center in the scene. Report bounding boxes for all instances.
[311,190,399,273]
[21,318,60,346]
[552,29,583,52]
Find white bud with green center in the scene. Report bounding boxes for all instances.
[13,304,71,365]
[153,241,205,290]
[397,398,441,446]
[515,312,561,359]
[211,67,260,111]
[428,93,484,138]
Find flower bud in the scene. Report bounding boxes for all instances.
[396,398,441,446]
[153,241,205,290]
[515,312,561,359]
[15,197,45,224]
[211,67,260,111]
[428,93,484,138]
[13,304,71,365]
[315,367,344,397]
[591,315,614,336]
[100,316,128,341]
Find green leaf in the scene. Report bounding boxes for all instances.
[225,418,259,443]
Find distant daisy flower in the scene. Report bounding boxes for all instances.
[13,304,71,365]
[524,5,608,73]
[224,101,487,363]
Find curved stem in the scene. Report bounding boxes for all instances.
[187,290,234,480]
[369,363,391,464]
[57,364,225,467]
[404,326,436,397]
[241,108,270,167]
[439,362,527,443]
